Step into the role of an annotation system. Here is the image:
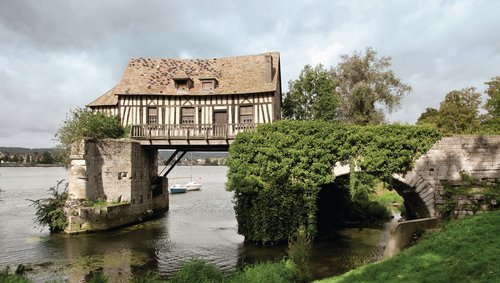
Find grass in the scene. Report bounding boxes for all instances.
[0,266,31,283]
[227,260,301,283]
[372,183,404,210]
[169,259,224,283]
[128,260,301,283]
[316,211,500,283]
[82,199,129,207]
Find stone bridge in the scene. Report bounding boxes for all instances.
[65,135,499,233]
[333,136,499,218]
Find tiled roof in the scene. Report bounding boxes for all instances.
[87,85,119,107]
[113,52,280,96]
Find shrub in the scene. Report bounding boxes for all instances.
[169,259,224,283]
[28,180,68,232]
[287,228,313,282]
[85,270,108,283]
[55,108,125,167]
[228,261,301,283]
[0,266,31,283]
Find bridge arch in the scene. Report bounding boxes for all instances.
[392,172,436,218]
[330,163,436,220]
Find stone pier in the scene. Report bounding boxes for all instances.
[64,139,168,233]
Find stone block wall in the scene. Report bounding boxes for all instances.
[65,139,169,233]
[411,135,500,218]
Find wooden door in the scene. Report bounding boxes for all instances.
[213,111,228,137]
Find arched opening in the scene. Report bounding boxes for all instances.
[316,176,351,233]
[316,173,434,234]
[391,178,431,219]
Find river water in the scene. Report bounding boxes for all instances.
[0,167,389,282]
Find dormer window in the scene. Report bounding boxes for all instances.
[200,78,218,92]
[175,79,192,92]
[202,81,214,91]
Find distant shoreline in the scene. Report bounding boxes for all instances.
[0,163,64,168]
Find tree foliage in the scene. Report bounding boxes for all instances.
[40,151,55,164]
[282,48,411,125]
[416,107,440,126]
[417,76,500,134]
[436,87,482,134]
[55,108,125,166]
[282,64,338,121]
[482,76,500,132]
[226,121,441,243]
[417,87,483,134]
[332,47,412,125]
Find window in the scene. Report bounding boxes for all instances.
[181,107,195,124]
[239,105,253,124]
[148,107,158,125]
[202,81,214,91]
[200,78,217,92]
[175,79,189,91]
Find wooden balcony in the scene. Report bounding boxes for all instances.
[130,123,259,149]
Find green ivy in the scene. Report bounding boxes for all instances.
[226,121,441,243]
[439,172,499,219]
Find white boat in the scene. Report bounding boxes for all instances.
[185,181,202,191]
[184,152,202,191]
[169,184,187,194]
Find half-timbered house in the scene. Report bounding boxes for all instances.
[87,52,281,146]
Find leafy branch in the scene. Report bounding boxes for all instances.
[28,180,68,232]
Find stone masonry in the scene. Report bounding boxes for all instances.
[397,135,500,218]
[65,139,168,233]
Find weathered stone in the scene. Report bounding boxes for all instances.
[401,136,500,218]
[65,139,169,234]
[480,205,490,211]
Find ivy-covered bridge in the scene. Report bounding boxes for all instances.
[225,122,500,243]
[332,135,499,219]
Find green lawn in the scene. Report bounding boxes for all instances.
[317,211,500,283]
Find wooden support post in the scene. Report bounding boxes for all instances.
[159,150,179,176]
[163,151,187,176]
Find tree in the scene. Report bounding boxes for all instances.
[482,76,500,132]
[436,87,481,134]
[332,47,412,125]
[55,108,125,166]
[40,151,54,164]
[416,107,439,126]
[282,64,339,121]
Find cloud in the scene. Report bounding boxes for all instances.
[309,42,344,66]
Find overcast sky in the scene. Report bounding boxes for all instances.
[1,0,499,148]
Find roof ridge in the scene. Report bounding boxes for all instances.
[129,51,280,62]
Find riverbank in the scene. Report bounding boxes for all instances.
[0,163,63,167]
[317,211,500,283]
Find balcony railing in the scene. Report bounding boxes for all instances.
[130,123,259,140]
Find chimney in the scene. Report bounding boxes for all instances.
[264,54,273,83]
